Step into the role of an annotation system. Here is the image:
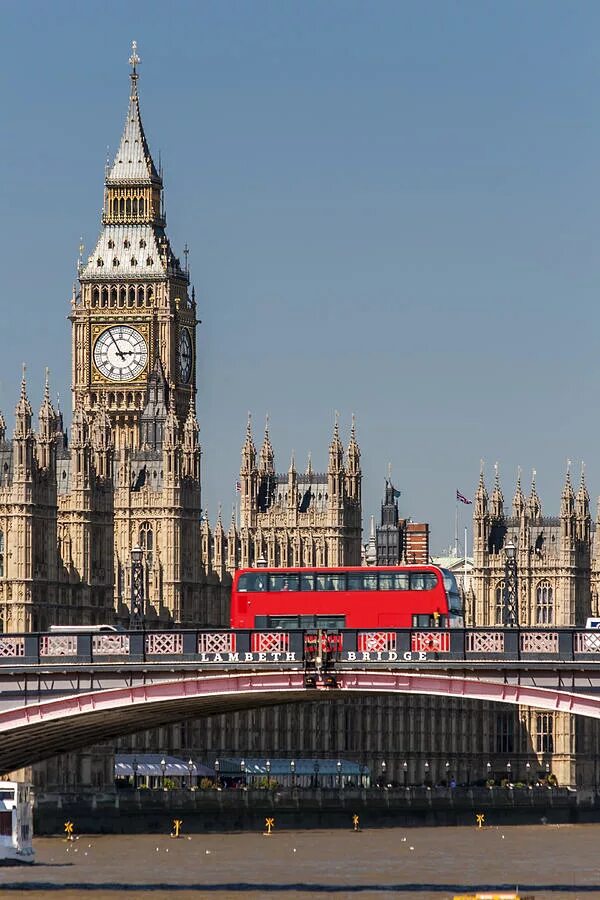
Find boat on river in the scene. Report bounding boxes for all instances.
[0,781,34,864]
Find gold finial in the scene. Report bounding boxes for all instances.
[129,40,140,97]
[129,40,140,73]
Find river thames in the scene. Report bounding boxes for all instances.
[3,824,600,899]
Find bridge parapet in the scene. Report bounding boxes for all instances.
[0,628,600,667]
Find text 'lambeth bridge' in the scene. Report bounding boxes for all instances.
[2,626,600,772]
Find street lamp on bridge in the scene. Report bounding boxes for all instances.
[402,760,408,787]
[503,539,518,627]
[187,758,195,790]
[336,759,342,789]
[290,759,296,788]
[130,546,145,630]
[214,759,220,789]
[160,757,167,791]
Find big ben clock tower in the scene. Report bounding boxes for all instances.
[72,42,196,449]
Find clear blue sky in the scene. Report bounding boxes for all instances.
[2,0,600,553]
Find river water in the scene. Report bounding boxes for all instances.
[2,824,600,899]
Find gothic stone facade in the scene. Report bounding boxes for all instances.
[468,468,600,789]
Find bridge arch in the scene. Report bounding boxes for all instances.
[1,670,599,772]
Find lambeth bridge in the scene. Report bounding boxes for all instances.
[2,626,600,772]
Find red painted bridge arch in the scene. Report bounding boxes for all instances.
[1,669,600,771]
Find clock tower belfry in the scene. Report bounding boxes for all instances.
[72,42,196,450]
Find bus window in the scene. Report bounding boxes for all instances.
[300,574,315,591]
[347,573,377,591]
[268,574,300,592]
[316,573,346,591]
[410,572,438,590]
[237,573,267,592]
[379,572,410,590]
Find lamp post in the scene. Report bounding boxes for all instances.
[486,761,492,783]
[381,760,387,788]
[290,759,296,788]
[132,757,138,791]
[337,759,342,789]
[265,759,271,786]
[445,761,450,785]
[240,758,246,789]
[314,761,320,789]
[506,761,512,785]
[503,539,518,627]
[403,760,408,787]
[214,759,220,789]
[424,760,430,785]
[187,758,195,791]
[525,761,531,787]
[130,546,145,630]
[160,757,167,791]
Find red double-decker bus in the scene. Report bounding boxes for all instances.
[230,565,463,630]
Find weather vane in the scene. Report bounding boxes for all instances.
[129,40,140,73]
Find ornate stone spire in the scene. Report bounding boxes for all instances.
[0,409,5,444]
[106,41,160,187]
[346,413,360,474]
[576,463,590,539]
[70,399,89,449]
[241,413,256,473]
[512,467,525,518]
[259,414,274,474]
[14,365,33,439]
[528,468,542,519]
[163,392,179,451]
[474,461,488,518]
[489,462,504,519]
[560,460,575,519]
[328,412,344,474]
[38,368,56,441]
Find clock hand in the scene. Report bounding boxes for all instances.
[108,331,126,361]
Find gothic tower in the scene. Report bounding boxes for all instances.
[71,43,196,451]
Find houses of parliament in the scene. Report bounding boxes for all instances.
[1,48,600,792]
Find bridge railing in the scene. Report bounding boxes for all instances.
[1,627,600,666]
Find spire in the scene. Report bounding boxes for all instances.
[328,411,344,473]
[0,409,5,444]
[528,468,542,519]
[38,367,56,439]
[560,460,575,519]
[14,364,33,438]
[346,413,360,473]
[289,449,296,476]
[489,462,504,518]
[474,461,488,517]
[512,466,525,518]
[576,462,590,530]
[259,414,274,474]
[306,450,313,477]
[106,41,159,185]
[241,412,256,473]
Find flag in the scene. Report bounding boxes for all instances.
[235,481,241,493]
[456,490,472,505]
[392,487,401,499]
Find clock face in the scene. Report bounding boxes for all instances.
[178,327,193,384]
[93,325,148,382]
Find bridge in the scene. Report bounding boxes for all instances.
[1,626,600,772]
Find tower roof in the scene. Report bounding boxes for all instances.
[106,42,159,186]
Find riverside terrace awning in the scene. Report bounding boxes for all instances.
[215,758,369,778]
[115,754,215,778]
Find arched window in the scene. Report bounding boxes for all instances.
[112,197,118,217]
[139,522,153,567]
[536,713,554,753]
[139,197,145,215]
[132,198,138,216]
[0,530,4,578]
[126,197,131,216]
[536,580,554,625]
[494,581,505,625]
[119,198,125,216]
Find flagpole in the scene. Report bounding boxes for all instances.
[464,524,468,590]
[454,499,459,557]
